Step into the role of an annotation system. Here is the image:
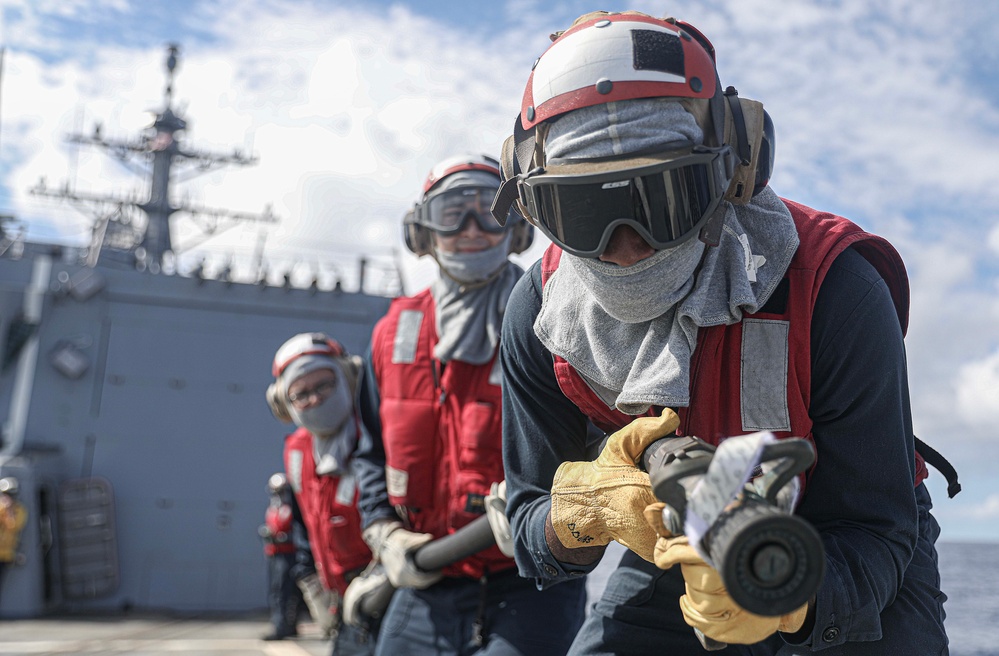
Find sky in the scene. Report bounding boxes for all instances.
[0,0,997,542]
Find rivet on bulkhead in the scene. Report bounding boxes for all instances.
[596,78,613,95]
[526,106,536,121]
[690,77,702,93]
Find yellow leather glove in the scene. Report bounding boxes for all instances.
[550,408,679,562]
[643,504,809,645]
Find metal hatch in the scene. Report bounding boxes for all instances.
[57,477,120,600]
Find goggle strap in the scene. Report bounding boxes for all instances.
[723,86,752,166]
[698,204,726,247]
[491,177,520,225]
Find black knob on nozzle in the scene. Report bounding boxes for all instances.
[706,497,824,616]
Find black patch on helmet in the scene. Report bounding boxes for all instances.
[631,29,684,77]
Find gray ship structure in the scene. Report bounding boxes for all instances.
[0,46,397,618]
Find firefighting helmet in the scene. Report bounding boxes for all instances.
[491,12,774,256]
[267,472,289,495]
[404,153,533,257]
[266,332,360,423]
[0,477,19,496]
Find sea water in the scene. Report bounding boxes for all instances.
[586,541,999,655]
[939,541,999,656]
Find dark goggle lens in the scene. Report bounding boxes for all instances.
[525,158,719,257]
[423,187,506,234]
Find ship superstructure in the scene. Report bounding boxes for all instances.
[0,47,395,617]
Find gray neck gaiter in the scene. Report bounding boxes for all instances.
[431,253,523,365]
[434,233,512,286]
[312,420,356,477]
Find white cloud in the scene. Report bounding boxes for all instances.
[955,493,999,521]
[955,349,999,428]
[988,222,999,256]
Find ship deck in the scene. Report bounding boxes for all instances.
[0,611,335,655]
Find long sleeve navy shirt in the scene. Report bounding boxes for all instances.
[354,353,400,531]
[500,247,929,649]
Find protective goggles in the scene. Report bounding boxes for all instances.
[518,147,733,258]
[415,186,512,234]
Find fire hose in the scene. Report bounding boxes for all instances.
[641,433,825,650]
[355,513,496,620]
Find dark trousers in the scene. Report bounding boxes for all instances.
[268,551,303,633]
[375,569,586,656]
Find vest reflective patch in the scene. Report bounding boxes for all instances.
[288,450,304,494]
[740,319,791,432]
[335,472,356,506]
[393,310,423,364]
[386,465,409,499]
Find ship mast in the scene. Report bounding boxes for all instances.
[31,44,275,269]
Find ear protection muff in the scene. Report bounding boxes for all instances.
[721,89,766,205]
[509,220,534,254]
[403,207,433,257]
[266,380,292,423]
[754,109,775,195]
[496,134,528,224]
[671,17,775,200]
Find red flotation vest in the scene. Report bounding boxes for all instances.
[370,289,513,579]
[284,427,371,594]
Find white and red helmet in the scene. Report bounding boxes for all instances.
[420,154,501,196]
[520,13,717,131]
[271,332,344,379]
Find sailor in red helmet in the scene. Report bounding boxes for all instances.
[352,154,586,655]
[494,10,953,655]
[268,332,379,655]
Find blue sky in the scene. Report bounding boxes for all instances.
[1,0,998,542]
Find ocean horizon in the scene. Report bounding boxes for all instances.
[586,540,998,656]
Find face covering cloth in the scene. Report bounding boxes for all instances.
[431,235,523,365]
[288,365,357,475]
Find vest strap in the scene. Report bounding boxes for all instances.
[914,436,961,498]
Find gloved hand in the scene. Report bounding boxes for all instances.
[363,519,442,590]
[485,480,515,557]
[296,572,337,637]
[549,408,680,562]
[643,503,809,645]
[342,563,393,628]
